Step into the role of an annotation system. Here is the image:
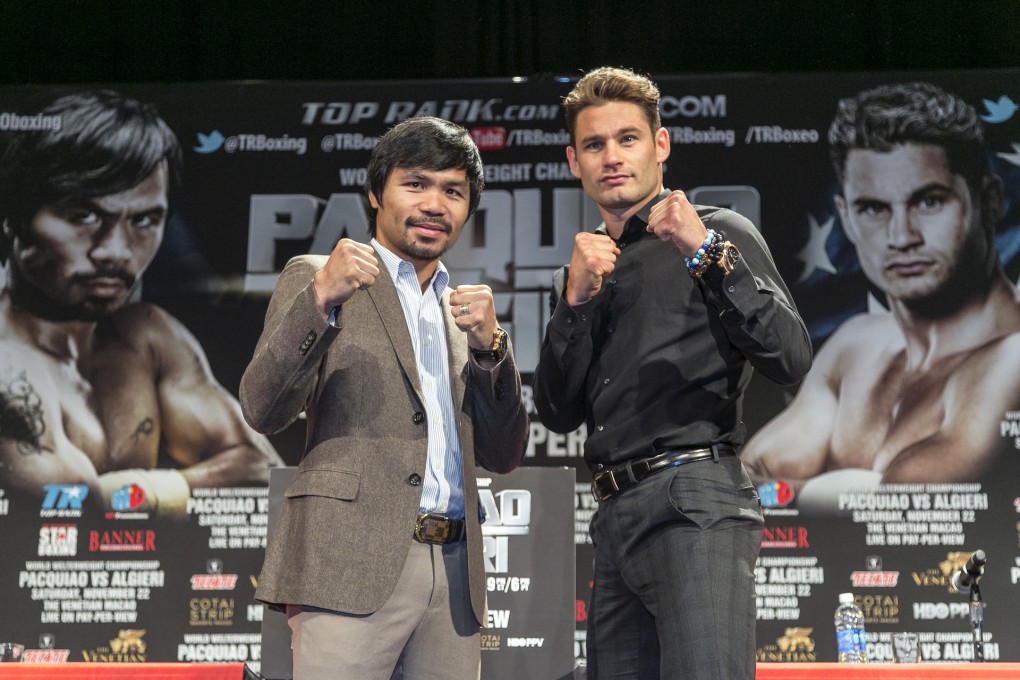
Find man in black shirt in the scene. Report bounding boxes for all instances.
[533,67,811,679]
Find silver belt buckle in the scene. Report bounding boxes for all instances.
[591,471,619,502]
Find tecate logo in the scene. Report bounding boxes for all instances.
[850,571,899,588]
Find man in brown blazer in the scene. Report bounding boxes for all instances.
[240,116,528,680]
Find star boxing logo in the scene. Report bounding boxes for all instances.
[38,524,77,556]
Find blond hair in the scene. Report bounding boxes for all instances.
[563,67,661,145]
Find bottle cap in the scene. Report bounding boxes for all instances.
[839,592,855,604]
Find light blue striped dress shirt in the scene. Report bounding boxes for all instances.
[372,239,465,520]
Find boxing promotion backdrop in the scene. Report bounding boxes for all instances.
[1,70,1019,673]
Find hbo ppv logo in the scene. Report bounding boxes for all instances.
[912,602,970,620]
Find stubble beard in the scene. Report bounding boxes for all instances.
[7,263,133,322]
[894,239,992,320]
[396,217,456,263]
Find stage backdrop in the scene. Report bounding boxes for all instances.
[1,70,1019,674]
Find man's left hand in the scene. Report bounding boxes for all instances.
[451,285,498,350]
[646,190,708,258]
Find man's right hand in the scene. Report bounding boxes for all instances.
[565,232,620,307]
[313,239,380,315]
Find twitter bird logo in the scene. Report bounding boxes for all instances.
[194,130,225,153]
[980,95,1017,124]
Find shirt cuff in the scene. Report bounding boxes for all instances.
[552,294,597,334]
[327,305,343,329]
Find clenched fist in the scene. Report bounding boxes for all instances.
[313,239,380,316]
[646,190,708,258]
[565,232,620,307]
[450,284,499,351]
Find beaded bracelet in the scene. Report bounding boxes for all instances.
[685,229,724,279]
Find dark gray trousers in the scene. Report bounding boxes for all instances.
[586,455,764,679]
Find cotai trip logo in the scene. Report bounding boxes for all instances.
[189,597,235,627]
[755,628,817,662]
[480,633,501,652]
[858,594,900,625]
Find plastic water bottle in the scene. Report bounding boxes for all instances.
[834,592,867,663]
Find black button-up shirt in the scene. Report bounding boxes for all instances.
[534,190,812,469]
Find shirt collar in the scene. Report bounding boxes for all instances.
[594,188,673,243]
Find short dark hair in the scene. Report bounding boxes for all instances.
[0,90,182,262]
[364,116,484,236]
[563,67,662,147]
[828,82,989,193]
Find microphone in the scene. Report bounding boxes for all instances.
[951,549,987,594]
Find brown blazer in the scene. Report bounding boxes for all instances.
[239,254,529,625]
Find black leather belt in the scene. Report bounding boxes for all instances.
[591,444,737,502]
[413,513,466,545]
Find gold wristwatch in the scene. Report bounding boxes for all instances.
[471,328,508,362]
[717,241,740,275]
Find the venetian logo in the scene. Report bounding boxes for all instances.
[81,629,147,662]
[755,627,817,662]
[911,552,971,592]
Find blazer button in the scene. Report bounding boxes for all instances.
[412,412,424,424]
[408,474,422,486]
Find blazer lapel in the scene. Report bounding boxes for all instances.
[366,269,423,402]
[442,287,469,411]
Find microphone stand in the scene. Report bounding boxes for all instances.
[968,581,984,662]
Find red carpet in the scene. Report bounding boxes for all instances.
[757,663,1020,679]
[0,664,244,679]
[1,662,1019,679]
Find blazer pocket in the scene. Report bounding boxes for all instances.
[284,468,360,501]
